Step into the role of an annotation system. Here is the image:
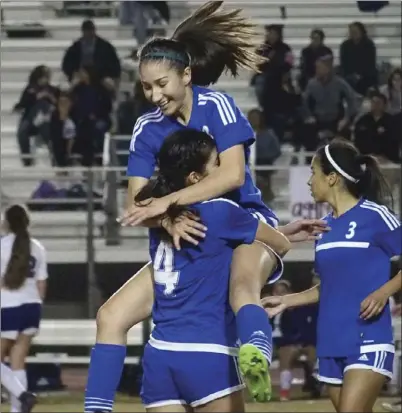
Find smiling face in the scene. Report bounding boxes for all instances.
[139,60,191,116]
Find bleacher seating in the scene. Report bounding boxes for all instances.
[1,1,401,260]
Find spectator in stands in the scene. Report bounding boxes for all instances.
[354,91,400,164]
[70,64,113,166]
[298,56,357,157]
[252,24,293,108]
[61,19,121,89]
[248,108,281,202]
[340,21,378,96]
[298,29,333,91]
[119,1,168,45]
[264,71,302,143]
[48,91,76,170]
[13,65,59,167]
[380,68,402,115]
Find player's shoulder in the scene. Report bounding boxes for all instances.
[196,86,241,123]
[195,198,241,219]
[358,199,400,231]
[129,108,164,150]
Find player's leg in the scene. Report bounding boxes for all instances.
[338,369,387,412]
[9,333,37,413]
[338,350,394,412]
[230,242,279,402]
[278,345,299,401]
[316,357,343,411]
[302,345,321,398]
[327,385,342,412]
[85,263,154,412]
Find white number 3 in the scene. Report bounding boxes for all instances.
[345,221,357,239]
[153,241,180,296]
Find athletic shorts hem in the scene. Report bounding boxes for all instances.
[344,363,393,379]
[191,384,245,407]
[316,374,342,385]
[1,327,38,340]
[144,399,186,408]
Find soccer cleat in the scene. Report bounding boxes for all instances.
[19,391,37,413]
[238,344,271,402]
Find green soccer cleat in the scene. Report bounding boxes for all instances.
[238,343,272,403]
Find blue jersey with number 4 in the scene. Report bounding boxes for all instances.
[315,199,401,357]
[127,85,278,227]
[149,198,258,349]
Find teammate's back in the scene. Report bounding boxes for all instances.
[150,198,258,349]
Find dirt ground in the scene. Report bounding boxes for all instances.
[2,393,399,412]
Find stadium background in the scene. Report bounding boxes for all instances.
[0,1,401,411]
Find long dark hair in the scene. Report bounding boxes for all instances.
[316,140,393,207]
[28,65,48,86]
[135,129,217,237]
[3,205,31,290]
[138,1,265,86]
[387,67,402,101]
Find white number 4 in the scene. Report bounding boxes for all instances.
[345,221,357,239]
[153,242,180,296]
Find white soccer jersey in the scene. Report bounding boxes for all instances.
[1,234,48,308]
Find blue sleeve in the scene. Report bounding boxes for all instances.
[204,199,258,245]
[374,224,401,258]
[126,121,157,178]
[204,92,255,153]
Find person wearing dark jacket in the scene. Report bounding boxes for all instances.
[70,64,113,166]
[13,65,59,166]
[48,92,76,168]
[258,25,294,126]
[62,20,121,84]
[299,29,333,91]
[340,21,378,96]
[354,92,400,164]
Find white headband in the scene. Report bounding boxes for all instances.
[324,145,359,183]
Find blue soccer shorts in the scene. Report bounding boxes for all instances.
[141,344,245,408]
[317,345,394,384]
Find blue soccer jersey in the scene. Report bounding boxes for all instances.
[127,85,278,227]
[148,198,259,352]
[315,199,401,358]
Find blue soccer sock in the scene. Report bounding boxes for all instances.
[85,343,126,412]
[236,304,273,364]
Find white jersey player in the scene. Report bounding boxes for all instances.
[1,204,48,413]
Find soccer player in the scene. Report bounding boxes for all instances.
[1,205,48,413]
[133,129,290,412]
[263,140,401,412]
[85,1,327,407]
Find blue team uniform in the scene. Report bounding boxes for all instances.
[272,304,318,349]
[314,199,401,384]
[127,85,283,283]
[272,309,301,348]
[141,198,259,408]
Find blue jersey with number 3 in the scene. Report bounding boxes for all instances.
[149,198,258,348]
[127,85,278,227]
[315,199,401,357]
